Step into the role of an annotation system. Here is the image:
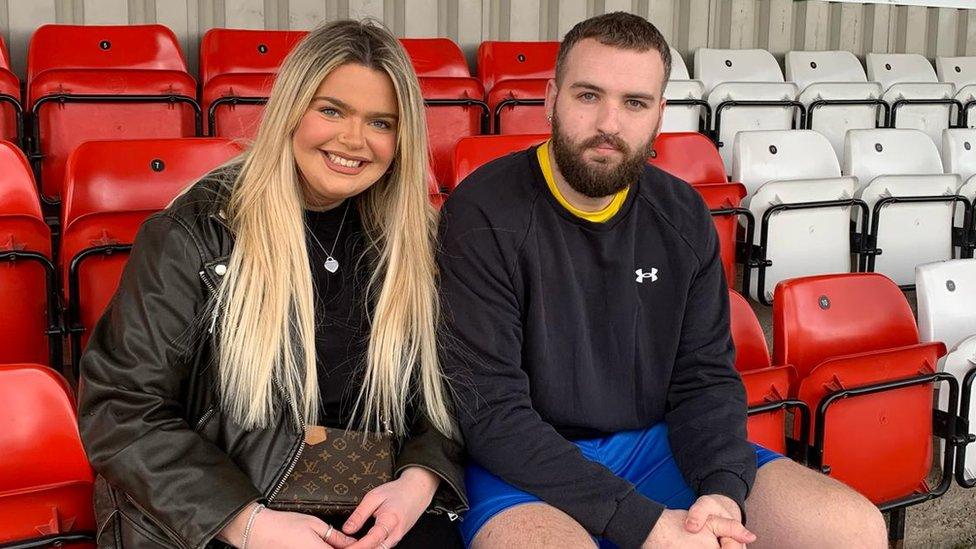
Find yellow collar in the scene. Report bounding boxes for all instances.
[536,141,629,223]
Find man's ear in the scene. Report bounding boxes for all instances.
[544,78,558,124]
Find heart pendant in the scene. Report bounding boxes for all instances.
[324,257,339,273]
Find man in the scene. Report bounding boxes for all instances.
[438,12,886,549]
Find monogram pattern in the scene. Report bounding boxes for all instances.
[269,427,394,517]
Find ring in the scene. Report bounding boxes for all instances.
[324,525,333,540]
[379,542,389,549]
[381,525,391,538]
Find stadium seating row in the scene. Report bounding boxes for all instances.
[6,262,976,546]
[453,127,976,301]
[6,124,976,373]
[3,25,976,205]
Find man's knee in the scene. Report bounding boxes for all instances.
[818,479,887,548]
[471,502,596,549]
[748,459,888,548]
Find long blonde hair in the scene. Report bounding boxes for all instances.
[213,20,452,438]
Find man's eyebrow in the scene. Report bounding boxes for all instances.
[311,95,398,119]
[568,82,657,101]
[569,81,605,93]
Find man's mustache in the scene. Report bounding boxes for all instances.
[579,133,629,154]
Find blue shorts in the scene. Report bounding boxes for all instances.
[460,422,783,548]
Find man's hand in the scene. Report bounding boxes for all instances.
[683,495,755,549]
[643,509,755,548]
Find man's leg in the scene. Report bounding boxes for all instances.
[471,503,596,549]
[461,460,598,549]
[745,458,888,549]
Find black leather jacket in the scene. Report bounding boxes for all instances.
[77,173,467,548]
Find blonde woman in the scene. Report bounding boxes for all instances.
[78,20,465,549]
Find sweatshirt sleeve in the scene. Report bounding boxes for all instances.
[438,191,663,549]
[664,197,757,521]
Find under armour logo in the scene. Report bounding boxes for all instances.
[635,268,658,283]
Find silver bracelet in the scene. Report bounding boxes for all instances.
[241,503,265,549]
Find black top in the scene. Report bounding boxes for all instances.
[438,146,754,549]
[305,201,370,429]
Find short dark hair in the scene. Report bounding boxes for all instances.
[555,12,672,89]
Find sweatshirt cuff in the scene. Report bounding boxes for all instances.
[698,471,749,524]
[602,489,665,549]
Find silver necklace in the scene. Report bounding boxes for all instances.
[307,200,351,274]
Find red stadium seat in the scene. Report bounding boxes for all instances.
[649,133,745,288]
[402,38,488,190]
[60,138,243,373]
[478,41,558,134]
[0,35,21,145]
[774,273,949,506]
[419,77,487,191]
[199,28,307,87]
[400,38,471,77]
[488,78,550,135]
[649,132,727,186]
[729,289,800,455]
[27,24,199,202]
[688,183,746,286]
[451,134,549,190]
[0,142,57,367]
[478,41,559,95]
[199,28,308,138]
[0,363,95,547]
[729,289,771,372]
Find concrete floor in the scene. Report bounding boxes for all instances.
[745,290,976,548]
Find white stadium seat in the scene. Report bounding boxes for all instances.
[731,130,858,303]
[785,50,884,163]
[844,128,962,285]
[866,53,957,154]
[662,47,706,133]
[695,48,800,173]
[916,258,976,483]
[936,56,976,128]
[943,334,976,483]
[941,129,976,253]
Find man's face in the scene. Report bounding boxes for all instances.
[546,38,667,198]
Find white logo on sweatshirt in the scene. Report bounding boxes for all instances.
[635,268,658,283]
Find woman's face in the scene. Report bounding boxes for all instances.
[293,63,399,210]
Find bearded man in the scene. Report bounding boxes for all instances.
[438,12,886,549]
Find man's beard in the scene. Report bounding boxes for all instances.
[551,112,656,199]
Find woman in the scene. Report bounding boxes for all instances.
[78,20,465,549]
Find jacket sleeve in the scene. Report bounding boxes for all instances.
[664,199,757,522]
[437,194,663,549]
[394,412,467,514]
[77,213,261,549]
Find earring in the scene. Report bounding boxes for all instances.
[546,113,553,124]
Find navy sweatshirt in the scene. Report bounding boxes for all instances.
[438,146,755,548]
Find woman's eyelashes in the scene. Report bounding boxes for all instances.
[317,104,394,131]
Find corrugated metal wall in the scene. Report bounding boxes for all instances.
[2,0,975,78]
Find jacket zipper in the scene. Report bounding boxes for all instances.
[266,381,306,503]
[198,262,307,503]
[193,407,216,431]
[199,270,221,334]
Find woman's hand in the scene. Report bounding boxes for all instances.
[219,503,356,548]
[341,467,440,548]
